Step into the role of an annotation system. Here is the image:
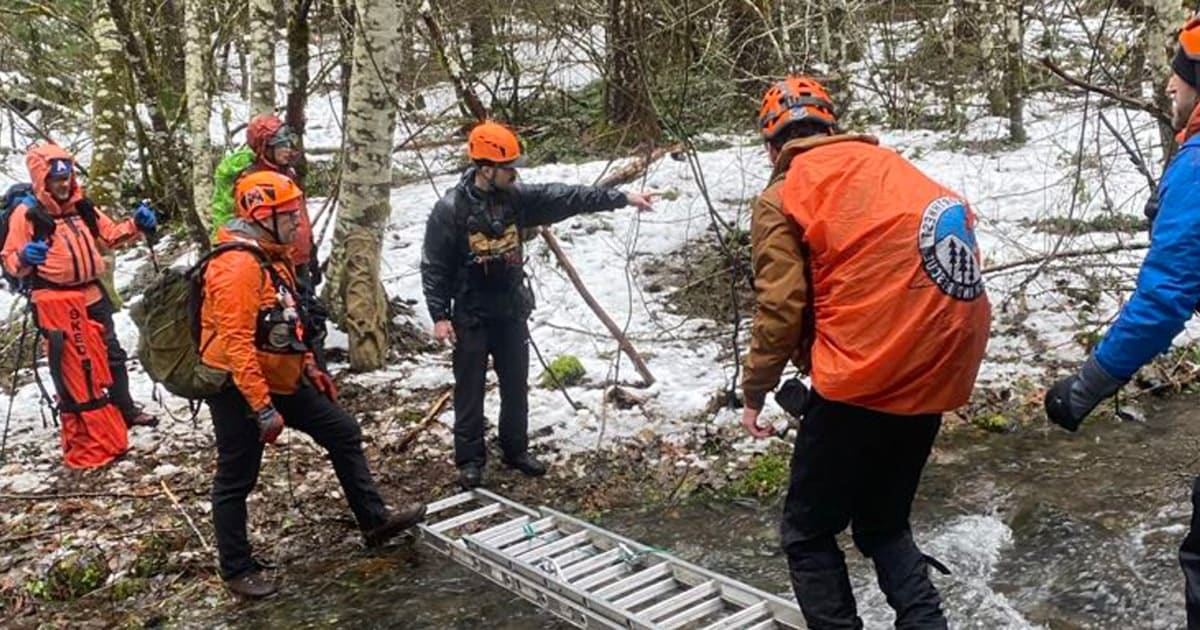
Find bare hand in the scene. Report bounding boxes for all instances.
[625,191,654,212]
[434,320,456,345]
[741,405,775,439]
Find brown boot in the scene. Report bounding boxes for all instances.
[224,569,278,599]
[364,502,427,548]
[123,406,159,428]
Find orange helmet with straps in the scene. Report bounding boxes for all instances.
[757,76,837,140]
[468,120,525,166]
[234,171,303,222]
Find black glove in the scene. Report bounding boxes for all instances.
[1144,191,1159,222]
[774,378,810,419]
[1044,356,1127,432]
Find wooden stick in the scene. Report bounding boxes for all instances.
[394,387,453,452]
[160,480,211,553]
[0,490,164,501]
[539,227,655,386]
[1039,57,1171,128]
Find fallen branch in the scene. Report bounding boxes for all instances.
[539,228,656,386]
[393,387,453,453]
[595,144,683,188]
[161,480,211,553]
[0,490,164,501]
[983,242,1149,275]
[1039,57,1171,129]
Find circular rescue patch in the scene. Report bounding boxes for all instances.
[918,196,984,301]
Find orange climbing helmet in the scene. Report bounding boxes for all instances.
[757,76,837,140]
[234,170,303,222]
[468,120,526,166]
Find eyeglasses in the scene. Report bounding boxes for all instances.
[1180,15,1200,59]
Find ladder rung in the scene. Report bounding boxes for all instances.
[594,562,671,599]
[516,530,590,564]
[501,529,564,557]
[428,502,505,534]
[639,580,717,621]
[700,601,771,630]
[549,544,599,570]
[482,516,556,548]
[561,548,620,580]
[571,559,632,591]
[659,597,725,629]
[611,577,678,611]
[743,620,777,630]
[470,515,531,544]
[425,491,477,515]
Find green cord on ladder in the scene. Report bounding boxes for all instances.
[523,523,536,539]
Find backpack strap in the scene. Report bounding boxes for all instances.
[188,241,290,351]
[73,198,102,239]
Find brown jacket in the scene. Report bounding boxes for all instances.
[742,135,877,408]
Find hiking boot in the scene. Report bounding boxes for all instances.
[502,452,547,477]
[364,502,428,548]
[459,463,483,489]
[123,406,159,428]
[224,569,277,599]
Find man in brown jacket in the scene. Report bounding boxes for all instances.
[742,76,990,629]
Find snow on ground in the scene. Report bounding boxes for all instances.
[0,13,1185,493]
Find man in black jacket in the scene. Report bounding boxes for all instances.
[421,120,653,489]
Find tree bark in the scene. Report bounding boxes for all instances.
[249,0,276,115]
[1004,0,1026,143]
[605,0,659,139]
[1144,0,1186,159]
[286,0,312,184]
[91,0,128,306]
[184,0,214,236]
[324,0,401,371]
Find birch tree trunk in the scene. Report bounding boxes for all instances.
[90,2,126,210]
[249,0,276,115]
[185,0,214,235]
[324,0,400,371]
[91,0,127,305]
[1004,0,1026,144]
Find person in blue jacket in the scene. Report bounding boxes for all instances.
[1045,16,1200,626]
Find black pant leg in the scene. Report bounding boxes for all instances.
[86,294,136,417]
[1181,476,1200,629]
[452,320,490,468]
[274,386,388,531]
[488,318,529,460]
[850,413,942,554]
[780,389,856,554]
[207,387,265,580]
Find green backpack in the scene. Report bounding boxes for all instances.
[130,243,276,400]
[209,147,256,240]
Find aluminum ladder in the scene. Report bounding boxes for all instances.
[419,488,806,629]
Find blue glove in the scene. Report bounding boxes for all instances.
[18,241,48,267]
[133,201,157,231]
[1044,355,1127,432]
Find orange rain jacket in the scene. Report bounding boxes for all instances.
[1,145,142,306]
[743,134,991,415]
[199,224,312,412]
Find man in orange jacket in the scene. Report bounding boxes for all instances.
[741,77,991,628]
[2,143,159,428]
[200,170,425,598]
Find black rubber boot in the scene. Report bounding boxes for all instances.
[867,532,949,630]
[786,550,864,630]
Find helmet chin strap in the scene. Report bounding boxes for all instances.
[252,209,286,243]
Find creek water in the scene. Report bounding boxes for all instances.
[205,397,1200,629]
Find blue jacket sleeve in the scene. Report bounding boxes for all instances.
[1094,147,1200,379]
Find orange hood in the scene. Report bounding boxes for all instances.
[25,144,83,216]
